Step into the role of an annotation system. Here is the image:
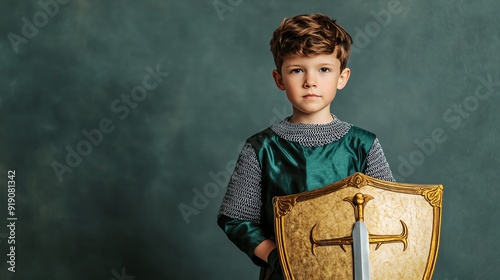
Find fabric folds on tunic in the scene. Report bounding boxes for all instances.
[218,116,394,280]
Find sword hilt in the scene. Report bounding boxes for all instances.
[344,193,373,222]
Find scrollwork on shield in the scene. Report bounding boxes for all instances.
[275,197,298,217]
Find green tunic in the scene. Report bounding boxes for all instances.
[218,125,376,280]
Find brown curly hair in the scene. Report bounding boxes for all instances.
[270,13,352,74]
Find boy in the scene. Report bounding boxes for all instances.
[217,13,394,280]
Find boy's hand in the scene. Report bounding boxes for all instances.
[267,248,283,275]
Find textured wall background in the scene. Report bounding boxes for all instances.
[1,0,499,279]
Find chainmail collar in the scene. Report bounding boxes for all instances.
[270,115,353,147]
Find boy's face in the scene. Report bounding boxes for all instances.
[272,53,350,123]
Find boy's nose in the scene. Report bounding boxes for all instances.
[303,76,317,88]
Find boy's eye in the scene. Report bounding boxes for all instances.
[290,69,303,74]
[319,67,330,72]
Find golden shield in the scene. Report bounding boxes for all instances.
[273,172,443,280]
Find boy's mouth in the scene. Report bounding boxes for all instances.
[303,93,320,98]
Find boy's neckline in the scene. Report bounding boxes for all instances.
[270,115,352,147]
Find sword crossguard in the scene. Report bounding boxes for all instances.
[310,193,409,255]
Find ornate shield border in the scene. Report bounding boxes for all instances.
[273,172,443,280]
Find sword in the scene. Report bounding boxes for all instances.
[351,193,371,280]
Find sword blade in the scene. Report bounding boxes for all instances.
[353,221,370,280]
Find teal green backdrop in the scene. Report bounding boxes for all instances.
[1,0,499,279]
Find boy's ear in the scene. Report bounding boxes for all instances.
[272,70,286,91]
[337,68,351,90]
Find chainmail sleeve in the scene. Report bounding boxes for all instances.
[364,138,395,181]
[218,142,262,223]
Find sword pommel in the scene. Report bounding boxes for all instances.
[344,193,373,222]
